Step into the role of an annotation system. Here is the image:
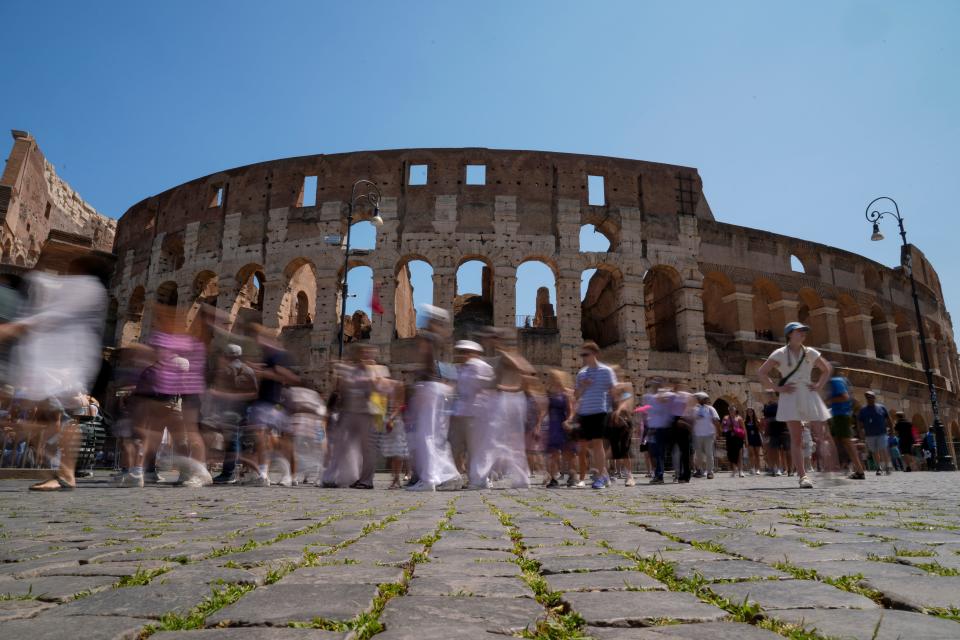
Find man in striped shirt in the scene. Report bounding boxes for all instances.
[575,341,618,489]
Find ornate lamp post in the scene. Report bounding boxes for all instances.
[338,179,383,359]
[865,196,954,470]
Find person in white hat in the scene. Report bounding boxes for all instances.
[757,322,833,489]
[449,340,493,477]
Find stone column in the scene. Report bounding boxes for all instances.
[370,267,396,362]
[259,270,285,332]
[926,339,941,375]
[768,298,798,339]
[557,268,583,372]
[494,266,517,329]
[432,266,456,321]
[722,291,756,340]
[620,272,650,381]
[810,306,841,352]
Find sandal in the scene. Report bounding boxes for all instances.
[350,481,374,490]
[29,477,75,492]
[388,481,401,490]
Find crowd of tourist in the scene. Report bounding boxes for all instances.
[0,266,943,493]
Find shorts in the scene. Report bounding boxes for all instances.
[112,417,135,439]
[830,415,853,439]
[248,402,288,431]
[865,435,887,453]
[768,425,790,450]
[577,413,608,442]
[606,422,633,460]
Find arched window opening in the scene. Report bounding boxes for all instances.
[516,261,557,331]
[871,306,891,360]
[895,313,917,365]
[234,265,266,326]
[789,255,805,273]
[701,272,736,337]
[121,286,146,346]
[644,266,681,352]
[339,265,373,343]
[582,266,622,348]
[455,259,493,337]
[156,281,178,307]
[395,259,434,339]
[579,224,611,253]
[279,260,317,329]
[187,271,218,332]
[751,279,781,341]
[158,233,185,273]
[349,221,377,252]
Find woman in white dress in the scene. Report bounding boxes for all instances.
[757,322,832,489]
[467,348,533,489]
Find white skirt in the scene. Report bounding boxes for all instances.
[468,390,530,488]
[776,388,831,423]
[407,381,460,486]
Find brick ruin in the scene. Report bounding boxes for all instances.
[0,130,115,268]
[108,148,960,454]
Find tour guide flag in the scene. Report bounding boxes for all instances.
[371,281,384,315]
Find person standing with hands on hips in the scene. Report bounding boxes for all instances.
[757,322,833,489]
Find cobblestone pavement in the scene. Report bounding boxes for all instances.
[2,472,960,639]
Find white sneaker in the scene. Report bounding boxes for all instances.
[277,475,293,487]
[180,475,205,488]
[775,469,783,477]
[575,480,586,488]
[115,472,144,488]
[754,469,761,476]
[731,471,737,478]
[738,470,745,478]
[799,475,814,489]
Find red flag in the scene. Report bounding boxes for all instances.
[371,281,384,315]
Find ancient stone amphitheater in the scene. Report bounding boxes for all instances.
[111,149,960,448]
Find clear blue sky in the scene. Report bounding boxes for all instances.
[2,1,958,331]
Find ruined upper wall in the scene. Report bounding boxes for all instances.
[0,130,116,264]
[114,148,713,270]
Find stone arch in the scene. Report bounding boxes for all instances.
[157,233,185,273]
[517,258,558,330]
[836,294,862,354]
[751,278,781,341]
[186,270,218,332]
[797,288,828,348]
[871,305,892,360]
[579,224,613,253]
[279,258,317,329]
[788,248,819,277]
[120,286,145,346]
[455,257,494,336]
[581,209,621,252]
[701,271,737,336]
[644,265,682,352]
[155,280,179,307]
[233,263,266,326]
[395,255,434,339]
[581,263,623,348]
[339,263,373,343]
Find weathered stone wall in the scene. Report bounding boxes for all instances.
[0,130,115,266]
[109,148,960,453]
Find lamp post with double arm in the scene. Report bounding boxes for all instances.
[865,196,954,471]
[338,179,383,359]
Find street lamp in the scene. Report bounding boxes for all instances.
[338,179,383,359]
[865,196,954,470]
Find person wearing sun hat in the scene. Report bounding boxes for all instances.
[757,321,833,489]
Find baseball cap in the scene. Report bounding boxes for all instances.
[784,322,810,337]
[225,343,242,358]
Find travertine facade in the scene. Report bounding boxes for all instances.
[0,130,116,266]
[110,149,960,452]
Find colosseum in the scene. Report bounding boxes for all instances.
[110,148,960,455]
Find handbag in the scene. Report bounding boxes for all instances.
[778,346,807,387]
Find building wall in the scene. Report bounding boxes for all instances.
[0,130,115,266]
[109,148,960,449]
